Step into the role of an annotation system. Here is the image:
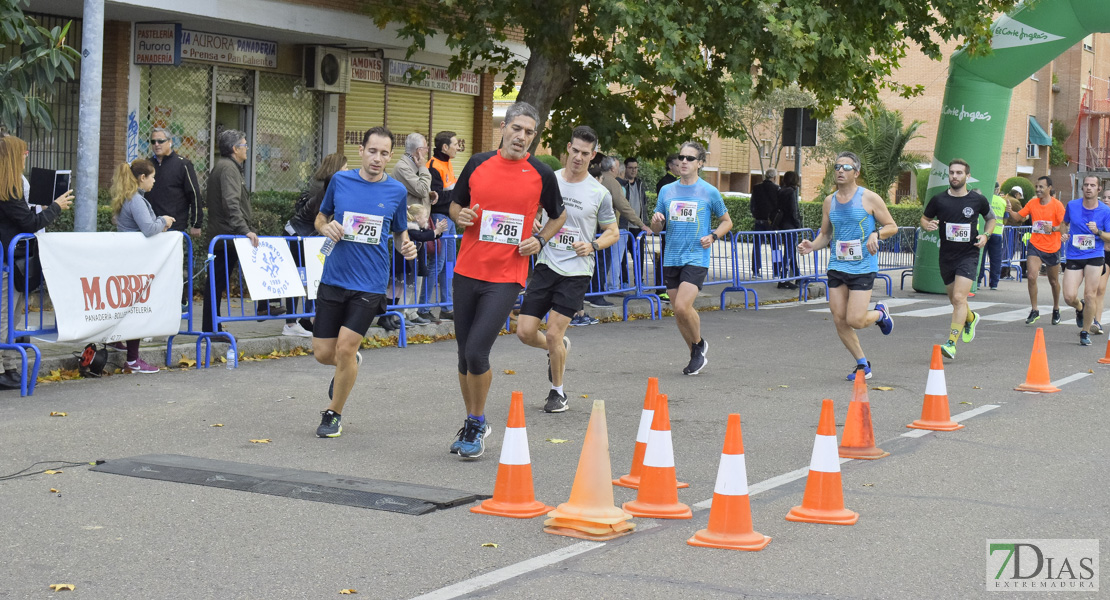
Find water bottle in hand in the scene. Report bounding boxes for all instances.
[320,237,336,256]
[226,347,237,369]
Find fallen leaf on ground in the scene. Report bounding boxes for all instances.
[48,583,75,591]
[959,401,972,405]
[178,358,197,368]
[210,424,223,427]
[580,394,588,398]
[339,590,358,595]
[546,438,568,444]
[778,385,789,388]
[249,439,271,443]
[49,488,58,493]
[862,483,874,487]
[871,386,894,391]
[972,386,981,389]
[49,412,67,417]
[44,470,62,475]
[502,369,515,375]
[481,543,499,548]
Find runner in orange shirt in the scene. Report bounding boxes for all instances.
[1007,176,1065,325]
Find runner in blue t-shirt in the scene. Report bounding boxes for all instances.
[311,126,416,437]
[1060,175,1110,346]
[650,141,731,375]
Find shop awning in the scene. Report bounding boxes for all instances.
[1028,116,1052,146]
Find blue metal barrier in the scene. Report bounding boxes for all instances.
[731,229,824,307]
[165,233,206,367]
[382,232,462,348]
[585,230,639,319]
[3,233,43,396]
[1003,225,1032,282]
[874,226,918,295]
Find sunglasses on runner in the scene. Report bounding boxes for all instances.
[677,155,700,162]
[833,164,856,172]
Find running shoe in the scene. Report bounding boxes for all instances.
[875,302,894,335]
[1076,301,1084,328]
[1080,331,1092,346]
[683,339,708,375]
[658,293,670,303]
[586,313,601,325]
[457,417,490,458]
[1025,309,1040,325]
[544,389,569,413]
[568,315,588,327]
[940,341,957,359]
[282,322,312,337]
[125,358,160,374]
[450,419,491,454]
[327,352,362,400]
[316,410,342,438]
[1092,321,1104,335]
[417,309,438,323]
[846,361,872,381]
[587,297,615,308]
[547,336,571,382]
[1051,309,1061,325]
[962,311,980,343]
[438,310,454,321]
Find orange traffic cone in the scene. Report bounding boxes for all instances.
[614,379,688,490]
[687,414,771,551]
[472,391,553,518]
[622,394,692,519]
[544,400,636,540]
[1015,328,1060,393]
[839,371,889,459]
[907,345,965,431]
[785,399,858,525]
[1099,338,1110,365]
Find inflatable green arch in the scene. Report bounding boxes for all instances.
[914,0,1109,293]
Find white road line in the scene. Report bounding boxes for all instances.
[410,542,603,600]
[980,308,1040,322]
[1051,372,1091,387]
[808,298,927,313]
[952,404,1001,422]
[897,301,999,318]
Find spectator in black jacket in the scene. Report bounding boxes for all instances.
[146,128,202,237]
[0,134,72,389]
[775,171,803,289]
[749,169,779,276]
[655,154,680,193]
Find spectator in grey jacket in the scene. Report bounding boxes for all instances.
[110,159,174,373]
[203,129,266,333]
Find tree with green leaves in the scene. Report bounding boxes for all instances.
[0,0,79,132]
[729,84,838,175]
[838,104,926,202]
[368,0,1018,159]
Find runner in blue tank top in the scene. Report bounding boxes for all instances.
[798,152,897,381]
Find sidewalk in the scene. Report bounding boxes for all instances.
[18,280,815,378]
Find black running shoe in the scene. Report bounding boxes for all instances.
[1051,309,1061,325]
[316,410,342,438]
[544,389,569,413]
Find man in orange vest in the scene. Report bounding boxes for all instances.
[425,130,460,321]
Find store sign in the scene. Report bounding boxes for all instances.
[387,59,480,96]
[350,55,384,83]
[180,29,277,69]
[134,23,181,66]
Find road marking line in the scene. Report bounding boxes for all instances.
[410,541,602,600]
[897,301,999,318]
[901,404,1001,437]
[1051,372,1090,387]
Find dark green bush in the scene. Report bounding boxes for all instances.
[1000,176,1034,208]
[534,154,564,172]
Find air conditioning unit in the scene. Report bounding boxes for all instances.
[305,46,350,94]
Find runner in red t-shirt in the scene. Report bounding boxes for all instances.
[447,102,565,458]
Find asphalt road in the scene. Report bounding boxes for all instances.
[0,281,1106,599]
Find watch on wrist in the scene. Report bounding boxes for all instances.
[711,232,720,241]
[533,233,546,247]
[591,241,600,252]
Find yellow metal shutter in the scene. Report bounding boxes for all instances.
[343,81,385,168]
[385,86,431,171]
[432,91,476,166]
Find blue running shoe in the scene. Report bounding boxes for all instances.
[457,417,490,458]
[846,361,872,381]
[875,302,894,335]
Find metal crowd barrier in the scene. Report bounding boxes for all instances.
[874,226,918,295]
[3,233,44,396]
[1002,225,1032,282]
[383,232,460,348]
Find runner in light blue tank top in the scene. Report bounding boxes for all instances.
[828,186,879,274]
[798,152,898,381]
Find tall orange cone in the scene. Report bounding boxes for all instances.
[622,394,692,519]
[1098,338,1110,365]
[907,345,965,431]
[688,414,771,551]
[472,391,552,518]
[1015,328,1060,393]
[839,371,889,459]
[544,400,636,540]
[614,379,688,489]
[785,399,858,525]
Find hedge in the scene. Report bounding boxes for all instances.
[645,191,923,231]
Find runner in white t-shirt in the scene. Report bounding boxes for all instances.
[516,126,619,413]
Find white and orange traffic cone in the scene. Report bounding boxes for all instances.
[544,400,636,540]
[1014,328,1060,393]
[839,371,889,459]
[622,394,692,519]
[1100,337,1110,365]
[687,414,770,551]
[472,391,553,518]
[614,378,687,489]
[906,345,965,431]
[785,399,858,525]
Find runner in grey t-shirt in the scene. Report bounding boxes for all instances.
[516,126,620,413]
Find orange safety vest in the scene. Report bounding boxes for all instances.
[427,156,456,189]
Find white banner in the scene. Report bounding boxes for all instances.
[302,236,326,301]
[37,232,183,343]
[233,237,307,301]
